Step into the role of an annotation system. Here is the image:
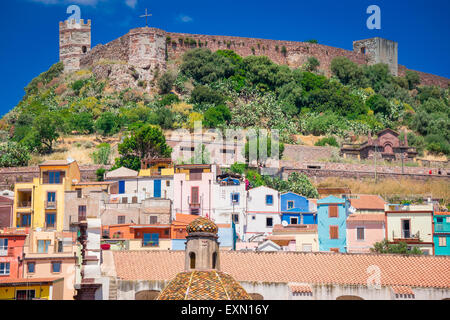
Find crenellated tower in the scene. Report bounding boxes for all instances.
[59,19,91,72]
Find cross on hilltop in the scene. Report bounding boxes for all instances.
[140,8,152,27]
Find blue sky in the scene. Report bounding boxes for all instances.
[0,0,449,117]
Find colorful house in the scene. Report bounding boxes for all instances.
[13,160,82,231]
[272,224,319,252]
[280,192,316,225]
[245,186,280,241]
[0,277,65,300]
[433,212,450,256]
[385,204,434,255]
[22,230,80,300]
[0,195,13,228]
[317,195,349,253]
[346,214,385,253]
[212,173,247,240]
[0,228,28,280]
[172,164,217,217]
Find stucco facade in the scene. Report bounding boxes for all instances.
[317,196,349,253]
[346,215,385,253]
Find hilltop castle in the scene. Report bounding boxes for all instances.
[59,19,449,90]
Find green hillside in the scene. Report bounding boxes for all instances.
[0,48,449,167]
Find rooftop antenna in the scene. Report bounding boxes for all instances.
[140,8,152,27]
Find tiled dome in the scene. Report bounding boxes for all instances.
[186,217,218,235]
[157,270,252,300]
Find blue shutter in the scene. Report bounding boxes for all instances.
[154,180,161,198]
[119,181,125,194]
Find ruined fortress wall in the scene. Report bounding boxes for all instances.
[80,33,131,68]
[398,65,449,88]
[166,32,367,76]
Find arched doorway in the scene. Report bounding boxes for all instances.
[336,295,364,300]
[135,290,160,300]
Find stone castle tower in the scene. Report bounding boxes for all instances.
[59,19,91,72]
[353,37,398,76]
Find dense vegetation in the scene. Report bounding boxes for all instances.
[0,47,449,168]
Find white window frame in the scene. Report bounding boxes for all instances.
[439,236,447,247]
[0,262,10,275]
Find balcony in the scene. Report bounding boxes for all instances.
[392,230,421,241]
[45,201,57,209]
[18,200,32,208]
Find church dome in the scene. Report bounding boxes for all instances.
[186,217,218,235]
[157,270,252,300]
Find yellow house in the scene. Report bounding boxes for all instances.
[0,278,64,300]
[13,160,81,232]
[139,158,175,177]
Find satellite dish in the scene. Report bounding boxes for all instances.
[282,221,288,227]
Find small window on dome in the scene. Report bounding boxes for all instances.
[212,252,217,269]
[189,252,196,269]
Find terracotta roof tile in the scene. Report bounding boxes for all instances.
[113,251,450,289]
[289,284,312,293]
[349,195,386,210]
[391,286,414,295]
[272,224,318,234]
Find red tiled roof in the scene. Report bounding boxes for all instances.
[289,284,312,293]
[113,251,450,289]
[391,286,414,295]
[435,212,450,216]
[347,214,385,223]
[349,195,386,210]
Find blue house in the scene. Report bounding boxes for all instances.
[317,195,349,253]
[433,213,450,256]
[280,192,317,225]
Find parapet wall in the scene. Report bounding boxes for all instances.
[167,32,367,76]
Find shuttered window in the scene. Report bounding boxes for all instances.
[330,226,339,239]
[328,205,338,218]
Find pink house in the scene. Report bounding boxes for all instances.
[173,164,218,217]
[346,214,385,253]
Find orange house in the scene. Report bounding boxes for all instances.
[0,228,28,280]
[103,224,172,250]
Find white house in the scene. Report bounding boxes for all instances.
[245,186,281,241]
[212,173,247,240]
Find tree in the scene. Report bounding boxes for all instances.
[158,71,177,94]
[96,168,106,181]
[405,70,421,90]
[366,94,390,115]
[24,112,61,154]
[286,172,319,198]
[95,112,120,136]
[330,57,363,86]
[190,86,225,106]
[0,142,30,167]
[72,112,94,134]
[371,240,423,255]
[114,124,172,170]
[203,105,231,127]
[305,57,320,72]
[244,132,285,167]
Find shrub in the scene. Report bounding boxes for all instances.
[315,136,339,147]
[158,71,177,94]
[203,105,231,127]
[96,168,106,181]
[0,142,30,167]
[91,143,111,165]
[95,112,120,136]
[190,86,224,106]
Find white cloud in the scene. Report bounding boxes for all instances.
[125,0,137,9]
[178,14,193,23]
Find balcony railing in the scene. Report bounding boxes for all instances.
[142,241,159,247]
[45,201,57,209]
[18,200,32,208]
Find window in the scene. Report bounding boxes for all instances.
[439,237,447,247]
[149,216,158,224]
[0,262,10,275]
[231,193,240,204]
[357,227,365,240]
[330,248,340,253]
[212,252,217,269]
[191,187,199,204]
[0,238,8,252]
[78,205,87,220]
[232,214,239,223]
[76,189,82,198]
[252,216,256,220]
[118,216,125,224]
[330,226,339,239]
[447,217,450,223]
[16,290,35,300]
[20,214,31,227]
[27,262,35,273]
[287,201,294,210]
[164,229,169,236]
[328,205,338,218]
[37,240,50,253]
[437,217,443,223]
[361,47,366,54]
[266,195,273,205]
[402,220,411,238]
[45,213,56,228]
[57,240,63,253]
[189,252,196,269]
[166,181,170,187]
[302,244,312,252]
[47,192,56,204]
[290,217,298,225]
[143,233,159,247]
[52,261,62,273]
[48,171,61,184]
[266,217,273,227]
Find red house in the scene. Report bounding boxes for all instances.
[0,228,28,280]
